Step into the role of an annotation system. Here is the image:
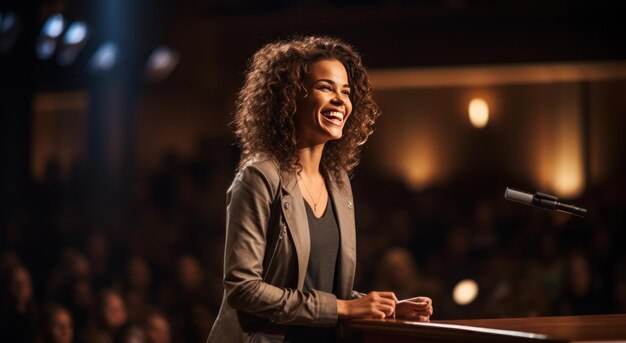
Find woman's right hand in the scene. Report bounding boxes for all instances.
[337,291,398,319]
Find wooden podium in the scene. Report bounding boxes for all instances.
[342,314,626,342]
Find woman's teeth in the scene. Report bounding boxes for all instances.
[322,111,344,121]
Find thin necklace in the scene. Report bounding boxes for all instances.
[299,175,324,212]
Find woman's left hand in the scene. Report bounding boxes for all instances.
[393,296,433,322]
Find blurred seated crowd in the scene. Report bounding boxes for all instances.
[2,137,625,342]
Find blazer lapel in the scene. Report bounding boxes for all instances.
[279,169,356,297]
[328,172,356,300]
[280,172,310,290]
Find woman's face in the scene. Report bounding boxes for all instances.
[294,59,353,147]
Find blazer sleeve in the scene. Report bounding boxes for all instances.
[222,165,338,326]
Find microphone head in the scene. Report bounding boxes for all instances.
[504,188,534,205]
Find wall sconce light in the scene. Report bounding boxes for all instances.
[468,98,489,128]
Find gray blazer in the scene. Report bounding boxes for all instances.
[207,157,361,343]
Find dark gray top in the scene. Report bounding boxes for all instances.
[302,196,340,294]
[284,196,340,343]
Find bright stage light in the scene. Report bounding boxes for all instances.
[42,14,65,38]
[1,11,18,32]
[0,11,20,54]
[36,14,66,60]
[63,21,87,44]
[146,46,180,81]
[453,279,479,305]
[90,41,118,71]
[36,39,56,59]
[468,98,489,128]
[57,21,89,66]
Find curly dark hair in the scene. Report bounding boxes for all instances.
[234,36,381,183]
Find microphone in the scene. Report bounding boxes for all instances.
[504,187,587,217]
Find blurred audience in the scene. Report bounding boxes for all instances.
[82,288,146,343]
[38,304,73,343]
[555,250,613,315]
[373,247,421,300]
[85,289,130,343]
[171,254,214,343]
[1,136,624,343]
[142,310,171,343]
[123,256,153,324]
[1,265,38,342]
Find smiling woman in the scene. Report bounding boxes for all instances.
[294,59,356,217]
[207,36,433,343]
[294,59,353,149]
[233,37,379,186]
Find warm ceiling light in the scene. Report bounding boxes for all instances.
[468,98,489,128]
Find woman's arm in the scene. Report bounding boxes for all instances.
[223,165,337,326]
